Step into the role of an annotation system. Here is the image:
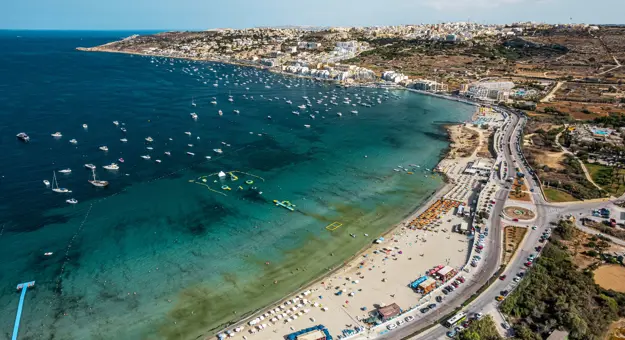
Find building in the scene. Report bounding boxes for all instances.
[459,222,469,233]
[412,79,448,92]
[377,303,402,321]
[382,71,408,83]
[465,158,494,175]
[436,266,457,281]
[462,81,514,102]
[417,277,437,294]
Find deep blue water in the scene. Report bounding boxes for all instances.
[0,31,474,339]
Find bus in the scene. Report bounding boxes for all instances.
[443,312,467,328]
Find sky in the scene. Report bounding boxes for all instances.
[1,0,623,30]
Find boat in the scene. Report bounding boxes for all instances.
[298,105,306,109]
[273,200,295,211]
[186,152,195,156]
[51,132,62,138]
[118,158,124,163]
[205,156,212,159]
[337,112,342,117]
[69,139,77,144]
[84,164,96,170]
[82,124,88,129]
[88,168,109,187]
[58,168,72,174]
[351,110,358,114]
[44,252,53,256]
[164,151,171,156]
[113,121,119,126]
[233,110,240,114]
[187,144,193,147]
[145,136,153,142]
[146,146,154,150]
[99,146,108,151]
[120,138,128,143]
[211,100,217,105]
[218,110,223,116]
[141,155,151,160]
[43,180,50,186]
[213,148,223,154]
[184,131,192,136]
[191,97,196,107]
[16,132,30,142]
[120,127,127,133]
[51,171,71,193]
[190,112,198,119]
[155,159,162,163]
[267,116,272,120]
[304,124,311,128]
[66,198,78,204]
[103,163,119,170]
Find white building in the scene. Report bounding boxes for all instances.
[382,71,408,83]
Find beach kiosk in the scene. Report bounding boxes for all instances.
[377,303,402,322]
[436,266,457,282]
[417,277,437,294]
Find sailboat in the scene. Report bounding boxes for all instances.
[88,168,109,187]
[191,97,196,107]
[51,171,71,193]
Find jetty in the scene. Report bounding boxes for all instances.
[12,281,35,340]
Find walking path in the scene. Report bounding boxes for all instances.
[554,128,605,193]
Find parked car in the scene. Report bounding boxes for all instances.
[525,261,532,267]
[458,276,466,283]
[535,246,542,251]
[474,312,484,320]
[496,295,504,301]
[387,323,397,330]
[405,315,414,322]
[513,218,519,222]
[499,275,507,280]
[513,277,521,283]
[396,319,405,326]
[428,303,437,309]
[420,307,430,313]
[501,290,509,296]
[447,330,457,338]
[436,296,443,303]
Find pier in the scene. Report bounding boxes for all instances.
[12,281,35,340]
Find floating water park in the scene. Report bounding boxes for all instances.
[190,170,265,197]
[273,200,296,211]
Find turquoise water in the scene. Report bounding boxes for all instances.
[0,31,474,339]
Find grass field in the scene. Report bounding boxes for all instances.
[544,187,580,202]
[585,162,625,196]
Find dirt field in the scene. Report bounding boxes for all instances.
[532,150,566,170]
[594,265,625,292]
[537,101,625,120]
[446,125,479,159]
[503,226,527,265]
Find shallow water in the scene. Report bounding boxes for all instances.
[0,31,474,339]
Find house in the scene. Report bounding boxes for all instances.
[377,303,402,321]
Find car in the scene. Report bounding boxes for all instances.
[420,308,429,313]
[517,271,525,277]
[531,226,537,230]
[446,330,457,338]
[442,289,449,295]
[477,245,484,250]
[539,238,545,243]
[458,276,466,283]
[502,323,510,330]
[474,312,484,320]
[513,277,521,283]
[436,296,443,303]
[428,303,437,309]
[396,319,405,326]
[513,218,519,222]
[387,323,397,330]
[405,315,414,322]
[452,282,459,288]
[499,275,507,280]
[525,261,532,267]
[501,290,509,296]
[535,246,542,251]
[496,295,504,301]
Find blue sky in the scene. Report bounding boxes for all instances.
[2,0,622,30]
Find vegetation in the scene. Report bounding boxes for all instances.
[594,113,625,128]
[544,187,580,202]
[585,162,625,196]
[457,315,502,340]
[500,242,625,339]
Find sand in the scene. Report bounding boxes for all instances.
[594,265,625,292]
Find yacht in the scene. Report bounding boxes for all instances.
[164,151,171,156]
[184,131,192,136]
[88,168,109,187]
[190,112,198,120]
[113,121,119,126]
[66,198,78,204]
[141,155,151,160]
[17,132,30,142]
[337,112,342,117]
[213,148,223,154]
[298,105,306,109]
[155,159,162,163]
[43,180,50,186]
[145,136,153,142]
[51,171,71,193]
[120,127,127,133]
[103,163,119,170]
[84,164,96,170]
[82,124,88,129]
[304,124,311,128]
[69,139,78,144]
[51,132,62,138]
[120,138,128,143]
[58,168,72,174]
[146,146,154,150]
[233,109,240,114]
[99,146,108,151]
[186,152,195,156]
[211,100,217,105]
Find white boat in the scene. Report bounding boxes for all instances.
[187,152,195,156]
[113,121,119,126]
[99,146,108,151]
[233,110,240,114]
[218,110,223,116]
[141,155,151,160]
[58,168,72,174]
[205,156,212,159]
[43,180,50,186]
[51,171,71,193]
[298,105,306,109]
[103,163,119,170]
[145,136,153,142]
[82,124,88,129]
[337,112,342,117]
[120,138,128,143]
[191,97,196,107]
[213,148,223,154]
[66,198,78,204]
[146,146,153,150]
[120,127,127,133]
[304,124,311,128]
[187,144,193,147]
[351,110,358,114]
[69,139,77,144]
[184,132,192,136]
[190,112,198,119]
[17,132,30,142]
[51,132,62,138]
[228,97,234,102]
[44,252,53,256]
[211,100,217,105]
[164,151,171,156]
[88,168,109,187]
[84,164,96,170]
[155,159,162,163]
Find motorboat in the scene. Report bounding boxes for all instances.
[233,110,240,114]
[187,144,193,147]
[118,158,124,163]
[82,124,88,129]
[58,168,72,174]
[84,164,96,170]
[103,163,119,170]
[99,146,108,151]
[69,139,78,144]
[351,110,358,114]
[205,156,212,159]
[211,100,217,105]
[51,171,71,193]
[43,180,50,186]
[146,146,154,150]
[218,110,223,116]
[267,116,272,120]
[164,151,171,156]
[298,105,306,109]
[304,124,311,128]
[141,155,151,160]
[113,121,119,126]
[51,132,62,138]
[155,159,162,163]
[191,97,196,107]
[186,152,195,156]
[213,148,223,154]
[16,132,30,142]
[88,168,108,187]
[120,138,128,143]
[120,127,127,133]
[184,131,192,136]
[190,112,198,119]
[337,112,342,117]
[66,198,78,204]
[145,136,153,142]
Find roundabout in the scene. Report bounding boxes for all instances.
[503,206,536,221]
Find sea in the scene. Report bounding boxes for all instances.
[0,30,474,340]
